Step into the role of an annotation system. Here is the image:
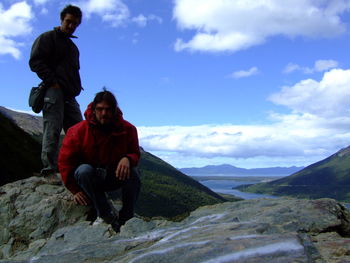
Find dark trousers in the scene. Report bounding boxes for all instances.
[42,87,82,173]
[74,164,141,225]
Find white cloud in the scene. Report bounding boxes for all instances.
[148,14,163,24]
[139,116,349,158]
[314,59,339,72]
[78,0,130,27]
[77,0,163,28]
[173,0,350,52]
[132,14,163,27]
[132,14,147,27]
[40,7,48,15]
[284,59,339,74]
[270,68,350,117]
[139,68,350,168]
[0,1,33,59]
[0,37,20,59]
[138,115,350,167]
[229,67,259,79]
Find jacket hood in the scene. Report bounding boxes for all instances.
[84,102,124,128]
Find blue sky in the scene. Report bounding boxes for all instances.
[2,0,350,169]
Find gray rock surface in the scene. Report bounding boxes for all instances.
[1,177,350,263]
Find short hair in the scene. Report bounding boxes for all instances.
[60,5,82,23]
[92,88,118,113]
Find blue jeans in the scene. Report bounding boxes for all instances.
[74,164,141,225]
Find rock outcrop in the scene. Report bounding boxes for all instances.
[0,111,41,186]
[1,176,350,263]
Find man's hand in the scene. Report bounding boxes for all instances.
[116,157,130,181]
[74,191,90,205]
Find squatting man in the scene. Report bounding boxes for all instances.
[58,89,141,232]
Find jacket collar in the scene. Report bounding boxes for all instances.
[54,27,78,39]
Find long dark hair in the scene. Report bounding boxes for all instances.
[92,88,118,114]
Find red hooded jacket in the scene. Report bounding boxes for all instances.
[58,103,140,194]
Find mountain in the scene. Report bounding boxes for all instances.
[0,106,226,219]
[0,106,43,142]
[136,149,226,219]
[237,145,350,202]
[180,164,304,176]
[0,110,42,185]
[1,177,350,262]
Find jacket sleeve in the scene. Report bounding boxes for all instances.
[58,127,82,194]
[29,32,57,87]
[126,125,141,167]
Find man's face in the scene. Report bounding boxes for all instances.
[60,13,80,35]
[94,101,114,126]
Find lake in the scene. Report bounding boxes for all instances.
[194,176,350,211]
[195,176,279,199]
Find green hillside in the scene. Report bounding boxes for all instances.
[237,146,350,202]
[0,112,42,186]
[136,149,226,219]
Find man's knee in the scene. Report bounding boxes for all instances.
[74,164,95,184]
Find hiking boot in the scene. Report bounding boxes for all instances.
[101,213,120,233]
[111,218,121,233]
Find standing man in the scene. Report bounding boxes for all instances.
[58,89,141,232]
[29,5,83,180]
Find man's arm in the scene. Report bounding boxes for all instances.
[58,127,82,194]
[59,125,91,206]
[29,32,58,87]
[125,125,141,166]
[115,124,140,180]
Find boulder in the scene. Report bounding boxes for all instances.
[1,177,350,263]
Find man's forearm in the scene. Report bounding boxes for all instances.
[29,59,57,86]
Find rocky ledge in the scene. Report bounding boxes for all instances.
[1,176,350,263]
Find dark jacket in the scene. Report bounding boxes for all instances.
[29,27,82,98]
[58,103,140,194]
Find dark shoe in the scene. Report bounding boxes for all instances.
[111,218,121,233]
[40,168,56,176]
[102,213,120,233]
[40,170,62,185]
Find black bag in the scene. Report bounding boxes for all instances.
[28,84,46,113]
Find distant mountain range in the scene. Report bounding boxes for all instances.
[180,164,304,176]
[237,146,350,202]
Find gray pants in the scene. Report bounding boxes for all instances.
[41,87,82,174]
